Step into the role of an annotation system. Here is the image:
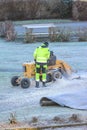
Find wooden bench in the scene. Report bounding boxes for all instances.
[22,23,57,42]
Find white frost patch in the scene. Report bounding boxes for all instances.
[0,72,87,112]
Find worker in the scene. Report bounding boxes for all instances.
[33,42,50,88]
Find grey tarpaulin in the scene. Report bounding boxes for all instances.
[40,85,87,110]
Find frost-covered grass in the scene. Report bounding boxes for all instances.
[13,19,73,25]
[0,39,87,124]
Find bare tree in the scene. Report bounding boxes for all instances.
[25,0,41,19]
[50,0,72,19]
[72,4,79,20]
[72,0,87,20]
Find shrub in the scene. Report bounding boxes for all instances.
[56,28,71,42]
[77,28,87,41]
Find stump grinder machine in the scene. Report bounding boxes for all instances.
[11,57,72,89]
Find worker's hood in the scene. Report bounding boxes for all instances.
[41,42,48,48]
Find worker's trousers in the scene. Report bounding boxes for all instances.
[35,63,47,82]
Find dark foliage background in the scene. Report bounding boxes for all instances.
[0,0,72,21]
[0,0,87,21]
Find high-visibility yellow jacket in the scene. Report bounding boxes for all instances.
[34,46,50,63]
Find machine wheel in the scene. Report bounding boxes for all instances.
[11,76,20,86]
[21,78,30,89]
[52,71,62,81]
[46,73,53,82]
